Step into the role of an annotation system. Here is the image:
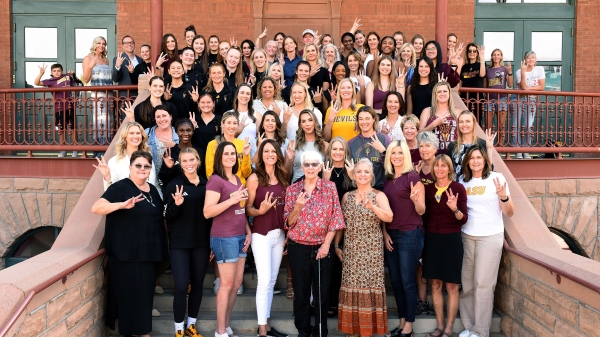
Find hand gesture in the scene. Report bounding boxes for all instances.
[294,191,310,209]
[345,159,355,179]
[520,60,527,72]
[120,101,134,122]
[144,67,156,79]
[381,122,391,135]
[163,147,175,168]
[396,68,406,89]
[435,111,451,127]
[505,61,512,73]
[258,191,277,215]
[494,177,508,200]
[90,55,100,67]
[322,161,334,179]
[245,74,256,87]
[415,160,424,174]
[328,85,337,106]
[115,52,126,68]
[282,106,292,125]
[160,136,176,149]
[309,65,320,78]
[313,30,321,44]
[188,111,198,129]
[277,53,285,67]
[155,52,168,68]
[368,134,386,152]
[361,192,375,210]
[286,140,296,161]
[351,18,362,32]
[313,86,323,103]
[438,73,447,83]
[229,37,238,47]
[477,45,486,58]
[172,185,185,206]
[258,27,268,39]
[188,85,199,102]
[445,188,459,211]
[93,156,111,181]
[242,136,251,156]
[257,132,266,147]
[237,115,248,135]
[38,63,47,75]
[327,101,340,123]
[409,181,420,201]
[485,128,497,146]
[270,101,282,116]
[126,62,134,73]
[163,84,173,101]
[229,185,249,204]
[279,76,286,90]
[120,194,145,209]
[357,75,365,88]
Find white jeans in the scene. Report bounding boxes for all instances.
[92,92,109,145]
[251,229,285,325]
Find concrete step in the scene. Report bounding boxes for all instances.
[153,289,447,312]
[148,310,502,335]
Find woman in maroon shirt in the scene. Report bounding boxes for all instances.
[382,139,425,337]
[245,139,291,337]
[422,154,468,337]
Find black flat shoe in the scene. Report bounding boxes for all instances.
[388,327,401,337]
[267,327,289,337]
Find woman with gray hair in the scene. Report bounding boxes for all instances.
[335,158,393,336]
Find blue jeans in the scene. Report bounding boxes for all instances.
[384,228,424,323]
[511,96,537,148]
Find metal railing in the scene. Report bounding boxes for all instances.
[0,85,137,155]
[459,88,600,155]
[0,248,105,337]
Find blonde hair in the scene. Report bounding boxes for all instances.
[115,122,150,160]
[289,82,314,109]
[384,140,414,178]
[302,43,322,67]
[401,114,420,131]
[324,137,353,189]
[398,43,416,68]
[89,36,107,58]
[431,154,455,182]
[431,81,458,118]
[250,48,268,73]
[490,48,504,67]
[354,158,376,187]
[454,110,480,157]
[334,78,357,111]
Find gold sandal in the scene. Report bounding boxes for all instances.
[286,277,294,299]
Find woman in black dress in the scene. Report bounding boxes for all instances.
[92,151,168,337]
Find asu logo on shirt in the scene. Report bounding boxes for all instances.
[466,186,486,196]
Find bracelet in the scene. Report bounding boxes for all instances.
[453,208,460,214]
[508,73,513,76]
[500,196,510,203]
[334,244,340,249]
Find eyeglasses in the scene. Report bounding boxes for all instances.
[425,47,437,52]
[302,162,320,168]
[133,164,152,170]
[468,49,478,53]
[122,41,135,45]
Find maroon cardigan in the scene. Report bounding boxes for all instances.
[424,181,468,234]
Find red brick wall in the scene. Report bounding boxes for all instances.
[0,0,11,89]
[574,0,600,93]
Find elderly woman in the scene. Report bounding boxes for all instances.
[283,150,345,337]
[423,155,468,337]
[401,115,421,166]
[92,151,168,337]
[204,141,253,337]
[458,145,514,337]
[382,140,425,337]
[336,158,393,337]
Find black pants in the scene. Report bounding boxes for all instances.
[328,251,342,309]
[170,247,211,322]
[287,240,334,337]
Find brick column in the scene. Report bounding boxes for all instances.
[150,0,163,66]
[436,0,448,54]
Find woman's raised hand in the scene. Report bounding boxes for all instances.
[172,185,185,206]
[242,136,251,156]
[313,86,323,103]
[258,191,277,215]
[258,27,268,40]
[409,181,420,201]
[368,134,386,152]
[445,188,459,211]
[120,101,134,122]
[229,37,238,47]
[322,161,334,179]
[163,84,173,100]
[189,85,199,102]
[286,140,296,161]
[485,128,497,146]
[120,194,145,210]
[156,52,168,68]
[493,177,508,200]
[230,184,249,204]
[438,73,448,83]
[506,61,512,73]
[188,112,198,129]
[163,147,175,169]
[93,156,111,181]
[345,159,355,179]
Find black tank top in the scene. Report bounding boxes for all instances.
[411,83,433,119]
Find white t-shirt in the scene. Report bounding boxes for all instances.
[515,66,545,90]
[460,171,510,236]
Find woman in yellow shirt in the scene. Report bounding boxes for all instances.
[324,78,364,142]
[205,111,252,185]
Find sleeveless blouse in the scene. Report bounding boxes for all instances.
[372,87,388,110]
[426,114,457,155]
[251,182,286,235]
[90,64,112,86]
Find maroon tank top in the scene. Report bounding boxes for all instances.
[251,182,286,235]
[373,88,388,110]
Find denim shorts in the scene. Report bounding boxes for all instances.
[210,235,247,264]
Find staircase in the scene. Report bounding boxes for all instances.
[143,267,503,337]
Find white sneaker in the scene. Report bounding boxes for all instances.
[154,285,164,294]
[213,278,220,295]
[515,153,523,159]
[71,151,79,158]
[58,151,67,157]
[152,308,161,317]
[458,329,470,337]
[523,153,531,159]
[237,284,244,295]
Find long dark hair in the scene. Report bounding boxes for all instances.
[295,109,326,154]
[213,141,239,179]
[409,57,438,95]
[192,35,209,73]
[255,139,290,188]
[380,91,406,120]
[424,40,443,73]
[232,83,256,123]
[460,144,492,182]
[257,110,285,147]
[161,33,180,61]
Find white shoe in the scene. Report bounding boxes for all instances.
[458,329,470,337]
[213,278,220,295]
[154,285,164,294]
[515,153,523,159]
[71,151,79,158]
[152,308,161,317]
[237,284,244,295]
[523,153,531,159]
[58,151,67,157]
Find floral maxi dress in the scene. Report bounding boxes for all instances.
[338,190,388,336]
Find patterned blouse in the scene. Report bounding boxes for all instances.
[283,178,346,245]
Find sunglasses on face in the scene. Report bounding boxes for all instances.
[302,162,320,168]
[468,49,478,53]
[132,164,152,170]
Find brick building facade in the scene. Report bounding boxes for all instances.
[0,0,598,93]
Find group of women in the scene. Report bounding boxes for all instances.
[90,24,519,337]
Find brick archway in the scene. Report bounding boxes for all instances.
[253,0,341,49]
